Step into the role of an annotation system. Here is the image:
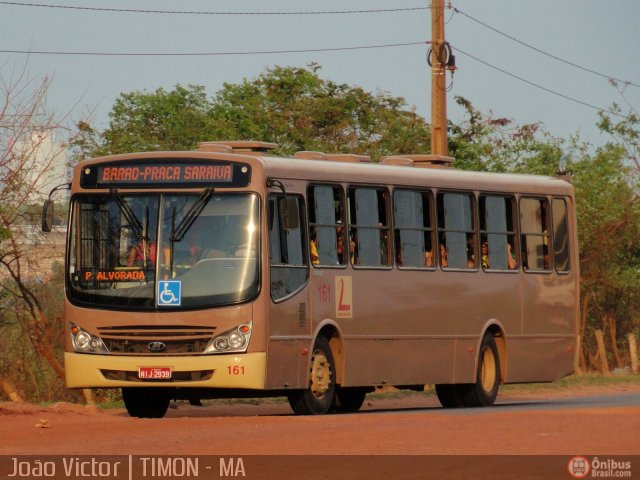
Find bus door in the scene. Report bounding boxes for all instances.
[266,193,310,389]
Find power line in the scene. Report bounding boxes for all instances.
[0,1,427,16]
[453,46,627,118]
[453,7,640,89]
[0,41,427,57]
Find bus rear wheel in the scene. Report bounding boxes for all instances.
[334,387,368,413]
[122,387,170,418]
[435,384,467,408]
[465,333,501,407]
[287,337,336,415]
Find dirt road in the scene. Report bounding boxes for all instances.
[2,383,640,456]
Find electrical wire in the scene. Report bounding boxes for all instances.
[0,41,427,57]
[453,7,640,89]
[453,46,627,119]
[0,1,428,16]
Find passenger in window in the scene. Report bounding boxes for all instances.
[310,227,320,265]
[439,242,448,268]
[349,231,358,264]
[336,221,346,264]
[466,238,476,268]
[507,243,517,270]
[379,225,389,265]
[481,241,489,268]
[543,244,550,270]
[425,249,434,267]
[128,240,156,267]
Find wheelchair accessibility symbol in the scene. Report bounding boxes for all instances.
[158,281,182,306]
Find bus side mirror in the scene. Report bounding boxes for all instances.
[42,199,54,232]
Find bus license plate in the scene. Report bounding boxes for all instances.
[138,367,172,380]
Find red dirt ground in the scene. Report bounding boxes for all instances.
[1,382,639,456]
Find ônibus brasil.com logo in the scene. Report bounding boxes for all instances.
[568,457,590,478]
[568,456,632,478]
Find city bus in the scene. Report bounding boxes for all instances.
[43,140,579,418]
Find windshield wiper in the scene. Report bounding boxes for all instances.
[110,189,145,241]
[170,188,214,242]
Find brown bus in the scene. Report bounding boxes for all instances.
[46,141,579,418]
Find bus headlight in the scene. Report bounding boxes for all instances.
[205,323,252,354]
[71,324,109,354]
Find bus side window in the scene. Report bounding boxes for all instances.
[479,195,517,270]
[308,185,345,266]
[393,189,434,268]
[348,187,391,267]
[437,192,476,269]
[552,198,571,273]
[520,197,551,271]
[268,195,308,301]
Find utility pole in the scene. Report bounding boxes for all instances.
[430,0,450,156]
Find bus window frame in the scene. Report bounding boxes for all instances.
[551,196,572,275]
[392,187,436,271]
[347,184,393,270]
[436,189,478,272]
[519,195,552,274]
[307,183,348,270]
[268,193,310,303]
[479,193,519,273]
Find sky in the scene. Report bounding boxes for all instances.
[1,0,639,151]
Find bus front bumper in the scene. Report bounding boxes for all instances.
[64,352,267,389]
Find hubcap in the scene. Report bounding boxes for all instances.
[310,349,331,399]
[480,347,497,392]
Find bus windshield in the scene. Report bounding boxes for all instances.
[68,192,260,309]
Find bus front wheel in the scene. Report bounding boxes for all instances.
[122,387,170,418]
[287,336,336,415]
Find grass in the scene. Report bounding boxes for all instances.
[501,372,640,394]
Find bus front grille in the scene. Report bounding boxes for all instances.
[97,325,216,354]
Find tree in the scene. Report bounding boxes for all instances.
[578,100,640,371]
[449,96,640,371]
[0,61,70,401]
[81,65,431,161]
[93,84,217,156]
[209,65,431,159]
[449,96,563,174]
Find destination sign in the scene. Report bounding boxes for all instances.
[80,269,148,283]
[80,159,251,189]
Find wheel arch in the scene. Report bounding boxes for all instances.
[312,319,344,386]
[478,320,507,384]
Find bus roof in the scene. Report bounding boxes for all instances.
[256,154,574,197]
[77,148,573,197]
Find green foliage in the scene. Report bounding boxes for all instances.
[79,65,431,161]
[449,96,640,370]
[0,264,81,403]
[449,96,563,174]
[96,84,216,155]
[209,65,431,159]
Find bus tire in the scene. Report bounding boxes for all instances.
[122,387,170,418]
[287,336,336,415]
[334,387,367,413]
[435,384,467,408]
[465,333,501,407]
